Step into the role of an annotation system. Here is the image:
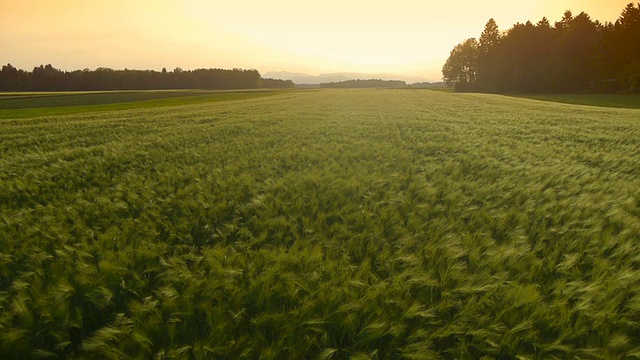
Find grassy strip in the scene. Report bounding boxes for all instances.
[512,93,640,109]
[0,90,284,119]
[0,90,224,109]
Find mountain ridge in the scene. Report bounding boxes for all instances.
[264,71,432,85]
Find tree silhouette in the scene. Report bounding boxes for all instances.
[0,66,293,91]
[477,19,501,92]
[443,3,640,93]
[0,64,27,91]
[614,3,640,91]
[442,38,479,91]
[479,18,500,54]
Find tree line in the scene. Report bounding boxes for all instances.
[443,3,640,93]
[0,64,294,91]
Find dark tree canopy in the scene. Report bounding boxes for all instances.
[443,3,640,93]
[442,38,479,91]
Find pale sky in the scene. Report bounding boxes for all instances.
[0,0,632,81]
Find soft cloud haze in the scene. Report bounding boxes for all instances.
[0,0,632,81]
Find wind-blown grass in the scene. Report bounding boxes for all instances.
[1,89,639,358]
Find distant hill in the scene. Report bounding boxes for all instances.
[264,71,430,85]
[264,72,349,85]
[320,79,407,88]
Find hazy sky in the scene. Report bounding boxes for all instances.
[0,0,632,81]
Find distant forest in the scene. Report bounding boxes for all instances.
[0,65,294,91]
[443,3,640,93]
[320,79,407,88]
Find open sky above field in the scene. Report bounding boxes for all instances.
[0,0,632,82]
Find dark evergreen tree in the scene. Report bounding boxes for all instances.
[477,19,501,92]
[614,3,640,91]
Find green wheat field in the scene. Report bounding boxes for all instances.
[1,89,640,359]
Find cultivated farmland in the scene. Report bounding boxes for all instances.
[1,89,640,358]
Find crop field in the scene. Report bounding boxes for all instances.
[1,89,640,359]
[0,90,281,120]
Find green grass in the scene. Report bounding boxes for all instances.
[514,93,640,109]
[1,89,640,358]
[0,90,283,119]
